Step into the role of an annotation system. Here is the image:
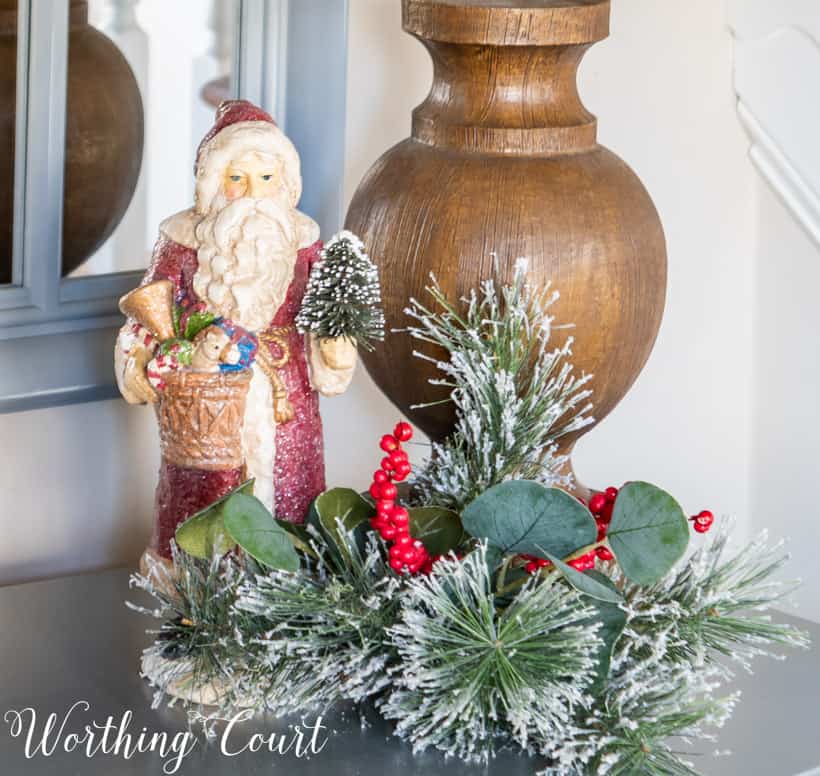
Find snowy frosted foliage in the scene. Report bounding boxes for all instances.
[539,526,809,775]
[611,523,809,676]
[406,260,593,510]
[382,545,601,763]
[131,530,401,715]
[130,528,808,775]
[295,230,385,349]
[234,529,402,712]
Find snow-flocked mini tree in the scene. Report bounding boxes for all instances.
[296,231,385,350]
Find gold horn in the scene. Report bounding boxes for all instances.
[119,280,176,341]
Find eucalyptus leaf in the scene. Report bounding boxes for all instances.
[408,506,463,556]
[311,487,375,549]
[223,493,299,571]
[484,545,504,578]
[306,488,376,570]
[586,598,627,691]
[607,481,689,585]
[174,479,255,559]
[539,548,623,604]
[462,481,596,559]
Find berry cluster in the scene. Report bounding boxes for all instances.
[690,509,714,534]
[369,422,431,575]
[580,486,618,567]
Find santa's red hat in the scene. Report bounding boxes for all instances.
[194,99,302,215]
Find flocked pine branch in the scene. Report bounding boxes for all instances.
[382,545,602,764]
[295,230,385,349]
[539,526,810,775]
[611,522,809,677]
[233,527,402,711]
[405,259,593,509]
[129,546,268,710]
[131,527,402,715]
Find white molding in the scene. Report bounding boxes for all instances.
[729,1,820,248]
[737,103,820,248]
[265,0,289,125]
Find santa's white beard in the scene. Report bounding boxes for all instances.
[193,195,299,332]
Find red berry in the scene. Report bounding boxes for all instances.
[381,457,394,473]
[537,558,552,568]
[589,493,607,515]
[605,487,619,502]
[394,422,413,442]
[381,526,397,540]
[391,506,409,523]
[380,483,398,500]
[389,558,404,572]
[596,546,614,561]
[376,498,394,513]
[392,463,412,482]
[596,519,608,541]
[369,483,382,499]
[690,510,714,530]
[380,435,399,453]
[568,558,586,571]
[395,534,413,547]
[389,449,409,467]
[401,548,416,564]
[525,562,538,574]
[397,460,412,473]
[373,470,389,484]
[392,510,410,527]
[389,544,403,558]
[600,502,614,522]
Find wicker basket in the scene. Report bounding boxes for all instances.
[157,370,252,471]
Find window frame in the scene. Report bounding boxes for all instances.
[0,0,349,412]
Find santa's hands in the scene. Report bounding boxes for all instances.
[307,335,356,396]
[318,337,357,371]
[119,344,159,405]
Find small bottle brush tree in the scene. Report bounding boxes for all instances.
[296,231,385,350]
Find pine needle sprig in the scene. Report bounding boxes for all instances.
[613,524,810,675]
[404,259,594,510]
[382,545,602,763]
[234,528,402,711]
[129,547,268,709]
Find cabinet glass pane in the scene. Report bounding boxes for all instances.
[0,0,18,286]
[64,0,238,278]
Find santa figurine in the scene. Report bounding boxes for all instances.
[115,100,357,568]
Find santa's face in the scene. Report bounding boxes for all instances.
[193,157,299,332]
[223,152,284,202]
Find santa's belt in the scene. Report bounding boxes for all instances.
[256,326,296,424]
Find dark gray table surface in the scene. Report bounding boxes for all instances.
[0,568,818,776]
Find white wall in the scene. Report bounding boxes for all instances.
[749,181,820,619]
[3,1,816,623]
[0,401,157,584]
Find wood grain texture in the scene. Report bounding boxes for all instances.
[345,0,667,477]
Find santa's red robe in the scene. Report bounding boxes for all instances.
[142,234,326,559]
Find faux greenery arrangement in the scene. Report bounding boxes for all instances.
[132,265,808,775]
